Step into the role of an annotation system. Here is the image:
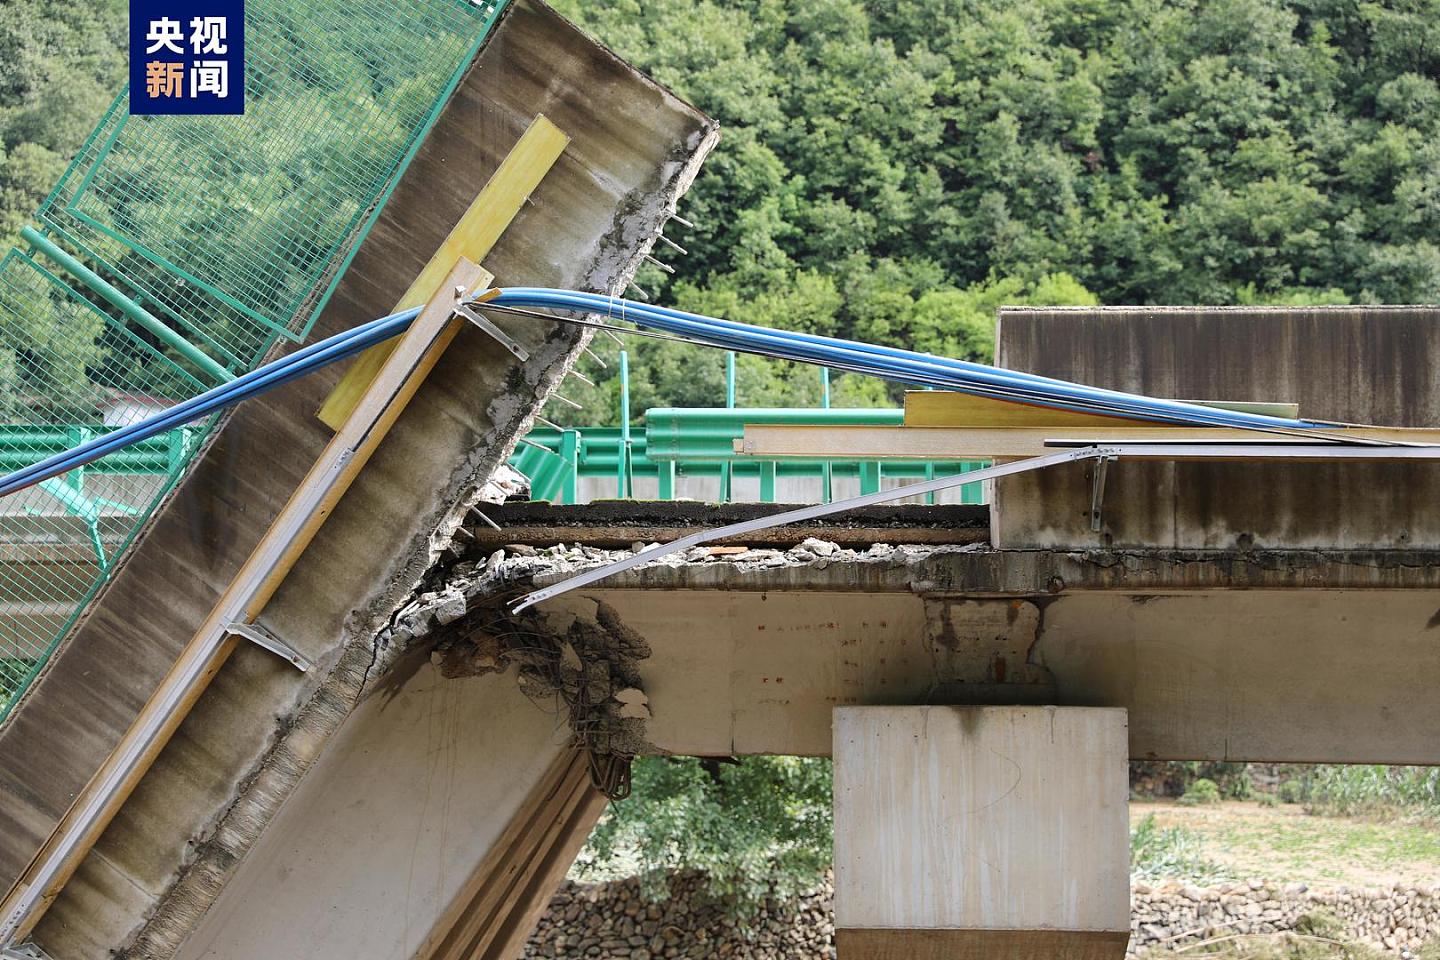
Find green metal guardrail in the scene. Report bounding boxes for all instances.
[0,0,511,721]
[513,413,988,506]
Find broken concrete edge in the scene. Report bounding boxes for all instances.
[420,540,1440,603]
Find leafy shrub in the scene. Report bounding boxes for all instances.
[1304,765,1440,821]
[1278,779,1307,805]
[1178,778,1222,806]
[1130,814,1223,882]
[1257,792,1278,808]
[576,756,832,918]
[1226,769,1255,800]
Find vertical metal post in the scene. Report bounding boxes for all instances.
[860,461,881,496]
[617,350,631,498]
[720,351,736,503]
[558,430,579,506]
[759,462,776,503]
[820,367,832,504]
[658,460,675,501]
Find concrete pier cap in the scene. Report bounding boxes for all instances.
[833,705,1131,960]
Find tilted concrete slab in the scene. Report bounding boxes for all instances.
[992,306,1440,550]
[3,3,716,956]
[170,660,596,960]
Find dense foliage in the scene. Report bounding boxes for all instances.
[0,0,126,251]
[576,756,833,915]
[545,0,1440,416]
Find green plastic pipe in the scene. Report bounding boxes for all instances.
[820,367,832,503]
[618,350,631,498]
[720,351,736,502]
[21,226,233,384]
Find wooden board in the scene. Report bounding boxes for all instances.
[903,391,1297,428]
[0,261,491,944]
[413,748,605,960]
[736,424,1440,461]
[316,115,571,429]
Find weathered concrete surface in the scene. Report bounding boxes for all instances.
[834,706,1129,960]
[412,542,1440,763]
[465,499,990,548]
[8,3,715,957]
[992,306,1440,550]
[168,660,587,960]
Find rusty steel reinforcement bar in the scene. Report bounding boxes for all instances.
[510,447,1110,611]
[510,440,1440,612]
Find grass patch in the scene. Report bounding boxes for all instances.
[1304,766,1440,822]
[1131,801,1440,888]
[1131,813,1226,883]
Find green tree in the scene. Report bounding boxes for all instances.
[577,756,833,917]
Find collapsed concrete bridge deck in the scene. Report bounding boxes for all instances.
[1,0,1438,953]
[151,508,1440,958]
[410,506,1440,766]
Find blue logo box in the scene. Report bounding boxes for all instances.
[130,0,244,115]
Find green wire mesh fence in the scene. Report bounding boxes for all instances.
[0,0,510,722]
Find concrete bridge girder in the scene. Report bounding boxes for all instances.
[547,584,1440,763]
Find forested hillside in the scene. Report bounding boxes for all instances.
[0,0,126,251]
[546,0,1440,412]
[2,0,1438,411]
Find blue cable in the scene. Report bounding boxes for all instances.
[0,286,1333,501]
[488,289,1325,432]
[0,306,420,497]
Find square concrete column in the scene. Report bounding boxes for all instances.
[833,706,1130,960]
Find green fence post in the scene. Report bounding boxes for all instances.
[759,461,776,503]
[558,429,580,505]
[820,367,832,504]
[658,460,675,500]
[720,351,736,503]
[618,350,632,498]
[860,461,881,495]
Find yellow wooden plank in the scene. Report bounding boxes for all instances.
[0,262,490,943]
[902,391,1298,428]
[317,114,571,429]
[903,391,1151,428]
[737,423,1440,461]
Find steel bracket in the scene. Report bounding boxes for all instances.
[453,302,529,362]
[1089,455,1115,532]
[2,941,53,959]
[224,621,311,672]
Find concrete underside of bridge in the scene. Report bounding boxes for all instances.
[132,537,1440,958]
[438,542,1440,765]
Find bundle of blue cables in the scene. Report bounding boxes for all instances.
[0,287,1335,501]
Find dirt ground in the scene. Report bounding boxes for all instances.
[1132,800,1440,888]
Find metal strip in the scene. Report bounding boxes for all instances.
[511,447,1109,611]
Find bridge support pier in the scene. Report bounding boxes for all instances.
[833,705,1130,960]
